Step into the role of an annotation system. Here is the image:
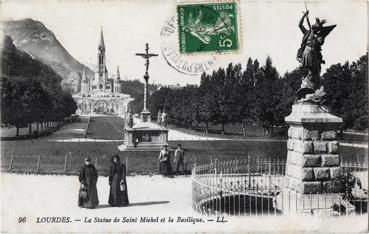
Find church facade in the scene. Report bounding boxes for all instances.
[73,29,132,115]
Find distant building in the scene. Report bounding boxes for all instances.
[73,28,132,115]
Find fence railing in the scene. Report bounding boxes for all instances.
[1,153,196,176]
[192,158,368,216]
[2,154,103,175]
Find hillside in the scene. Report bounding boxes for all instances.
[3,18,94,86]
[1,34,62,93]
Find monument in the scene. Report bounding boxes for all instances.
[276,9,344,214]
[118,43,168,151]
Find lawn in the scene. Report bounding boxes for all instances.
[168,122,286,139]
[85,115,124,139]
[1,115,367,175]
[1,139,366,175]
[169,122,368,142]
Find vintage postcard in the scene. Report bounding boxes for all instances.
[0,0,368,233]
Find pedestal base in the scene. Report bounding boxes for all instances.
[284,103,343,194]
[118,119,168,151]
[274,190,353,215]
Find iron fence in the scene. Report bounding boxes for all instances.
[192,157,368,216]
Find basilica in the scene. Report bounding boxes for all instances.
[73,29,132,115]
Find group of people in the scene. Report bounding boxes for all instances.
[157,110,167,127]
[78,145,186,209]
[158,144,186,177]
[78,154,129,209]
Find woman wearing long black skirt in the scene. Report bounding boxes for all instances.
[108,154,129,207]
[78,156,99,208]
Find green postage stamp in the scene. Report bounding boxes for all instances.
[177,1,239,54]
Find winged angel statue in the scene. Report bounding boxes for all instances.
[296,9,336,104]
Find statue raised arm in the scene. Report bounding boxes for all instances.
[298,10,310,34]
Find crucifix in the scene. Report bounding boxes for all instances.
[135,43,158,122]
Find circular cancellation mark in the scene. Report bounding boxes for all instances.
[160,17,216,76]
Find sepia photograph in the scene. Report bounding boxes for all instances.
[0,0,368,233]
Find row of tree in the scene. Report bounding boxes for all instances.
[148,54,367,134]
[1,35,77,136]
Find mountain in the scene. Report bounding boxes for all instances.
[1,35,62,94]
[2,18,94,87]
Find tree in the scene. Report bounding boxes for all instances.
[251,56,280,135]
[1,76,27,135]
[322,62,352,123]
[199,73,216,133]
[145,53,367,136]
[1,76,52,136]
[238,58,256,135]
[210,67,228,134]
[274,68,304,128]
[331,54,368,130]
[345,54,368,130]
[1,35,78,135]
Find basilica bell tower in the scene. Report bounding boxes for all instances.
[97,27,108,91]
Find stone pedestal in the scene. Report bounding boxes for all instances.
[276,103,343,214]
[284,103,343,194]
[118,118,168,151]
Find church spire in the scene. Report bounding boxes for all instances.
[98,27,105,50]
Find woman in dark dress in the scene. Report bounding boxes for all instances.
[108,154,129,207]
[158,145,172,176]
[78,156,99,208]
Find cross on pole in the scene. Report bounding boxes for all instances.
[135,43,158,120]
[135,43,158,77]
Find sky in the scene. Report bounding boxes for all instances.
[1,0,367,85]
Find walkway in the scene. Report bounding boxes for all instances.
[0,173,366,233]
[47,122,87,140]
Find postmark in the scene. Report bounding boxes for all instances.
[177,1,239,54]
[161,16,217,76]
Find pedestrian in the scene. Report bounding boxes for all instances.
[108,154,129,207]
[158,145,172,176]
[78,156,99,208]
[128,111,134,128]
[174,144,185,175]
[157,110,162,125]
[161,110,167,127]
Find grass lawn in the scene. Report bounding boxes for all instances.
[168,122,368,142]
[168,122,286,139]
[1,115,367,175]
[1,139,366,175]
[85,115,124,139]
